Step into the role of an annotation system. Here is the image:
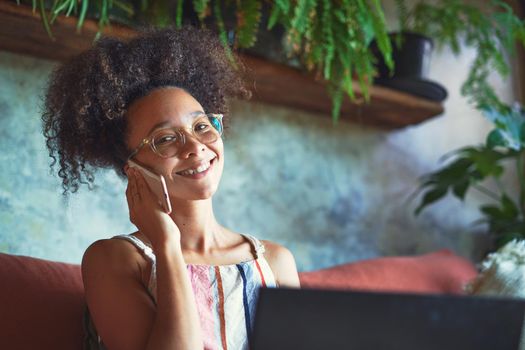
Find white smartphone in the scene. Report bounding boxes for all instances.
[127,159,172,214]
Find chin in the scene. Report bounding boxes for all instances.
[171,184,219,201]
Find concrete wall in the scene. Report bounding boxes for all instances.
[0,9,518,270]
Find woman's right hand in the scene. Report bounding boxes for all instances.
[125,166,181,249]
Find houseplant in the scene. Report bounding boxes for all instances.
[13,0,525,123]
[12,0,396,123]
[412,102,525,250]
[393,0,525,114]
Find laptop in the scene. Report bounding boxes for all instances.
[250,287,525,350]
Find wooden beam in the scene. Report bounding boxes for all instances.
[0,0,444,129]
[240,54,443,128]
[0,0,135,61]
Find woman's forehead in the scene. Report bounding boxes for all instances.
[128,87,204,129]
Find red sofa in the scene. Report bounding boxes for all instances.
[0,249,477,350]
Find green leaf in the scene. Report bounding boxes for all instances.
[38,0,55,40]
[495,231,524,249]
[486,129,506,149]
[269,0,290,28]
[431,157,473,187]
[482,105,525,151]
[480,205,505,220]
[267,4,281,30]
[452,179,470,200]
[175,0,184,27]
[212,0,236,68]
[460,147,507,178]
[236,0,262,48]
[414,187,448,216]
[501,194,519,219]
[77,0,89,33]
[193,0,210,20]
[520,122,525,144]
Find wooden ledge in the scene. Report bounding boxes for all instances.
[0,0,444,129]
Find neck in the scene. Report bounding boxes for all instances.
[168,197,223,254]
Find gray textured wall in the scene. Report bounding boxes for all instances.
[0,33,517,270]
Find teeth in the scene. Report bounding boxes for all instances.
[179,160,211,176]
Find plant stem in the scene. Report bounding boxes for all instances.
[494,176,512,204]
[472,183,500,201]
[517,151,525,216]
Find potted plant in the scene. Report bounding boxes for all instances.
[392,0,525,113]
[412,102,525,251]
[370,30,448,102]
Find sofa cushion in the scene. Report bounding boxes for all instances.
[298,249,478,294]
[0,253,84,350]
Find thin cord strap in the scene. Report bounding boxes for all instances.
[111,234,157,300]
[242,233,266,258]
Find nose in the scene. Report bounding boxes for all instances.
[178,132,206,158]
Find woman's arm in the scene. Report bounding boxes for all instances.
[82,167,203,350]
[262,240,301,288]
[144,238,203,350]
[82,236,203,350]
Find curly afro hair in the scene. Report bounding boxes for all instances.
[42,24,250,195]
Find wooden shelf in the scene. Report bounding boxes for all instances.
[0,1,444,129]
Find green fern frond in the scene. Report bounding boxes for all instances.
[406,0,525,110]
[38,0,55,40]
[212,0,236,68]
[321,0,334,79]
[175,0,184,27]
[394,0,409,32]
[235,0,261,48]
[289,0,316,50]
[77,0,89,33]
[268,0,290,29]
[193,0,210,21]
[367,0,392,72]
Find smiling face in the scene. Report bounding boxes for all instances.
[125,86,225,201]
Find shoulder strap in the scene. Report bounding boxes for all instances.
[111,234,157,301]
[111,234,156,263]
[241,233,266,259]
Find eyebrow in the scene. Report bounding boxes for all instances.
[146,110,204,136]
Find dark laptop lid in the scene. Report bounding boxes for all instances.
[250,287,525,350]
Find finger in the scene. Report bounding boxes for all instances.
[124,171,137,224]
[134,168,148,195]
[125,170,135,208]
[130,169,141,201]
[134,170,156,202]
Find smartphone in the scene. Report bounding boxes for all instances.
[127,159,172,214]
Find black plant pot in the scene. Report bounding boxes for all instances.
[370,32,447,102]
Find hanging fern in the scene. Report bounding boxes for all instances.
[16,0,393,122]
[18,0,525,124]
[235,0,261,48]
[397,0,525,113]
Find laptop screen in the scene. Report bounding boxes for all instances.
[251,287,525,350]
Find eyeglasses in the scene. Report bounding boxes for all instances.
[127,113,224,160]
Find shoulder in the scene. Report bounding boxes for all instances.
[81,238,157,350]
[260,239,301,288]
[81,237,144,282]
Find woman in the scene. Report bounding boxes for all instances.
[41,25,300,350]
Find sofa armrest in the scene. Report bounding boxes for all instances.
[0,253,84,350]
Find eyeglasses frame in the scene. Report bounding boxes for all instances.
[127,113,224,161]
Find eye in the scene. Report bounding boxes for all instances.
[195,122,211,133]
[155,133,178,145]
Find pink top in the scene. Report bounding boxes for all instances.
[83,233,277,350]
